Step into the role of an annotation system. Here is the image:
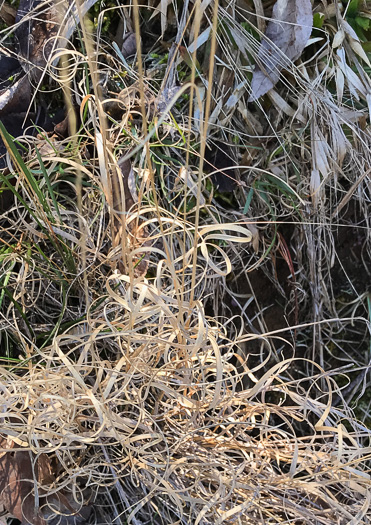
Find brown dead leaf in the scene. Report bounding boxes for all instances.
[249,0,313,101]
[37,135,64,157]
[0,75,31,115]
[243,222,260,253]
[0,53,20,92]
[0,439,47,525]
[0,2,16,25]
[0,438,91,524]
[121,31,137,58]
[54,108,78,139]
[15,0,61,83]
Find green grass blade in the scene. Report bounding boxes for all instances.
[35,147,62,222]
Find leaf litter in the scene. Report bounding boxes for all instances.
[248,0,313,101]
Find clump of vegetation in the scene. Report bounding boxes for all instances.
[0,0,370,523]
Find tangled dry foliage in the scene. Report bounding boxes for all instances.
[0,0,371,523]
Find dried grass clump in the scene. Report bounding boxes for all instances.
[0,146,370,521]
[1,284,371,523]
[0,0,371,523]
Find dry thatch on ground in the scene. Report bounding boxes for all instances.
[0,0,370,523]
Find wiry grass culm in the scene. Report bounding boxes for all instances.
[0,0,370,523]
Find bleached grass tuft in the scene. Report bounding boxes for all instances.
[0,0,371,523]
